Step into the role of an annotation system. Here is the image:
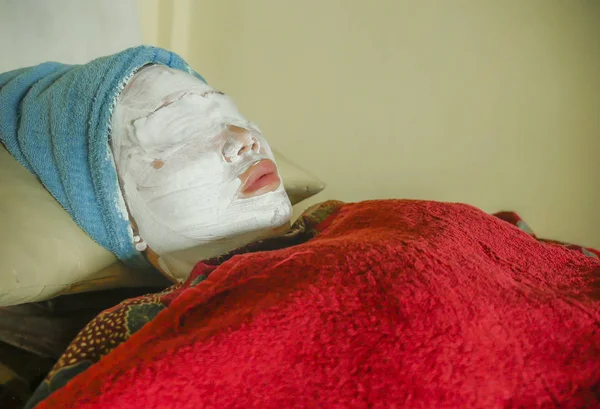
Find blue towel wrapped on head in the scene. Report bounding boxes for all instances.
[0,46,204,264]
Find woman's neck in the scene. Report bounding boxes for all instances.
[151,223,291,282]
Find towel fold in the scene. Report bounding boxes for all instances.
[0,46,203,263]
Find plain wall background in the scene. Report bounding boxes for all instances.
[136,0,600,248]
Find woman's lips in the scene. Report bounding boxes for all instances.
[238,159,281,198]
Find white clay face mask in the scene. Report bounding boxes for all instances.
[111,65,292,275]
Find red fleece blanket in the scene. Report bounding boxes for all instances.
[38,200,600,409]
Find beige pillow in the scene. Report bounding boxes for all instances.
[0,146,324,306]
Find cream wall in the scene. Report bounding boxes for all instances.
[136,0,600,248]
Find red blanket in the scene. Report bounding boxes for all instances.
[37,200,600,408]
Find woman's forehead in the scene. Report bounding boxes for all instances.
[121,65,216,106]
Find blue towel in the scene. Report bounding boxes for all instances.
[0,46,204,264]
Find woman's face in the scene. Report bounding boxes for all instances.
[111,65,292,258]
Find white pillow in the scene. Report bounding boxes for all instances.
[0,146,323,306]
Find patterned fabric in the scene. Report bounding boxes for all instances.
[23,203,599,408]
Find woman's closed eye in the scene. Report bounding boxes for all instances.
[132,93,223,151]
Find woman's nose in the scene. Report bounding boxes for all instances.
[221,125,260,163]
